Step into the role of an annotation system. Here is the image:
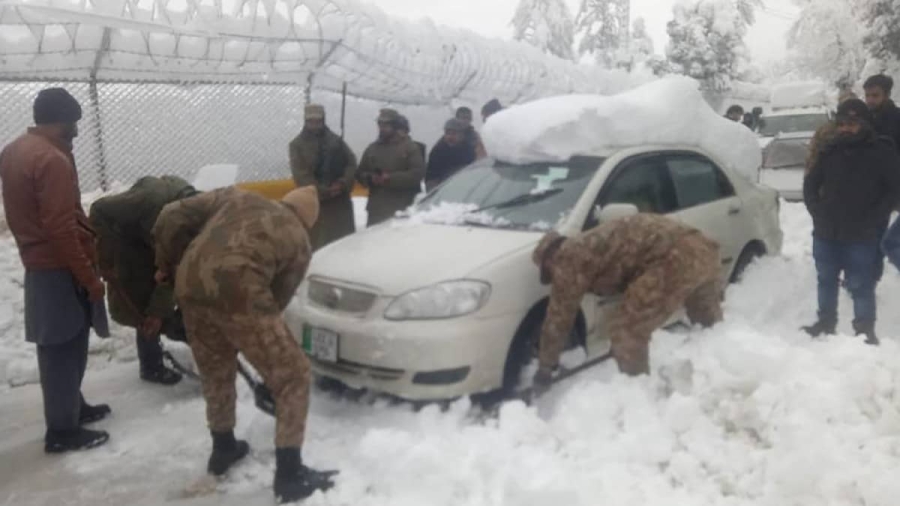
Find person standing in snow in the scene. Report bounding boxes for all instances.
[802,99,900,345]
[807,90,858,175]
[356,109,426,226]
[89,175,200,386]
[396,115,427,161]
[152,186,336,503]
[864,74,900,151]
[455,106,488,159]
[725,105,744,122]
[289,104,358,251]
[0,88,111,453]
[425,118,477,192]
[481,98,503,123]
[530,214,722,392]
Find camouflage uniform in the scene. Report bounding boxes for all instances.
[153,187,313,448]
[534,214,723,376]
[356,109,426,226]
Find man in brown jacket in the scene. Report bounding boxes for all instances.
[356,109,426,226]
[153,185,336,503]
[289,104,357,250]
[531,214,722,392]
[0,88,110,453]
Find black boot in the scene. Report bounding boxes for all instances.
[79,402,111,425]
[140,366,183,386]
[273,447,338,503]
[207,431,250,476]
[802,318,836,338]
[853,321,880,346]
[45,428,109,454]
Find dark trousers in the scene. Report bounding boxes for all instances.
[814,237,878,325]
[36,326,89,431]
[137,310,188,372]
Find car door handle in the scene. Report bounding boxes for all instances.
[728,205,741,215]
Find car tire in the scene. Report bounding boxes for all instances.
[730,243,765,284]
[500,313,584,397]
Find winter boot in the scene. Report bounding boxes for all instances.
[79,402,111,425]
[273,447,338,503]
[802,318,836,338]
[141,366,183,386]
[853,321,880,346]
[45,428,109,454]
[207,431,250,476]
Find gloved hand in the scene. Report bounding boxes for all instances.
[532,367,553,398]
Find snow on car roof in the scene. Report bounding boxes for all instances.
[773,131,816,141]
[481,76,762,182]
[769,81,830,110]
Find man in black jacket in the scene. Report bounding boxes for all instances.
[864,74,900,151]
[803,99,900,345]
[425,118,477,192]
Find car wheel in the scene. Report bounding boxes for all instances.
[730,243,765,284]
[501,313,584,397]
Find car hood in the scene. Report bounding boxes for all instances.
[308,222,544,295]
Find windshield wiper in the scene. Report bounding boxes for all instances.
[470,188,564,214]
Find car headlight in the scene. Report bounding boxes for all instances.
[384,280,491,321]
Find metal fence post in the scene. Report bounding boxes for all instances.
[89,28,111,191]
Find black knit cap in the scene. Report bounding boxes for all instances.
[33,88,83,125]
[836,98,873,125]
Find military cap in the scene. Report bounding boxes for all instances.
[305,104,325,120]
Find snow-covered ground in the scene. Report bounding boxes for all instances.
[4,201,900,506]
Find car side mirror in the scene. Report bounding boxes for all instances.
[593,203,639,223]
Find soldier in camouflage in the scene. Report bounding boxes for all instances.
[90,175,198,386]
[531,214,723,390]
[152,185,336,503]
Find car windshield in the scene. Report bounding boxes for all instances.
[763,137,811,169]
[414,156,604,229]
[758,113,829,137]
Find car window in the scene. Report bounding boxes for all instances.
[758,114,829,136]
[417,156,604,229]
[665,155,735,209]
[596,157,677,216]
[763,137,810,169]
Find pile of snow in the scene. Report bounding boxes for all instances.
[393,202,513,228]
[483,76,762,182]
[770,81,830,110]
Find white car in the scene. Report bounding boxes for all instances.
[287,146,782,402]
[757,107,830,148]
[758,132,813,202]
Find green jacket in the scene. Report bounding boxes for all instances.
[356,134,426,226]
[289,128,358,249]
[89,175,196,328]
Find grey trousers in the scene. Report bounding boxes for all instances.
[36,326,89,431]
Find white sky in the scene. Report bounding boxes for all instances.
[364,0,799,65]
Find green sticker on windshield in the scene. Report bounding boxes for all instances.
[532,168,569,191]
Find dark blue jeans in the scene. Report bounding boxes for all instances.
[814,237,878,325]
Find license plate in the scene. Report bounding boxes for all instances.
[302,325,339,363]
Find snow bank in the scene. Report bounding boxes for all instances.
[770,81,830,110]
[483,76,763,182]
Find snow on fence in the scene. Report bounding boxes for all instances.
[0,0,651,191]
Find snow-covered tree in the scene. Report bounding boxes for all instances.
[613,17,655,71]
[665,0,753,91]
[787,0,866,88]
[858,0,900,62]
[575,0,630,67]
[511,0,576,60]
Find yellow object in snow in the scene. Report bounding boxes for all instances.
[235,179,369,199]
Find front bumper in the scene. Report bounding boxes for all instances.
[288,300,520,401]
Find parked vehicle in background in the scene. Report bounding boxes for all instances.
[757,81,834,148]
[758,132,813,201]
